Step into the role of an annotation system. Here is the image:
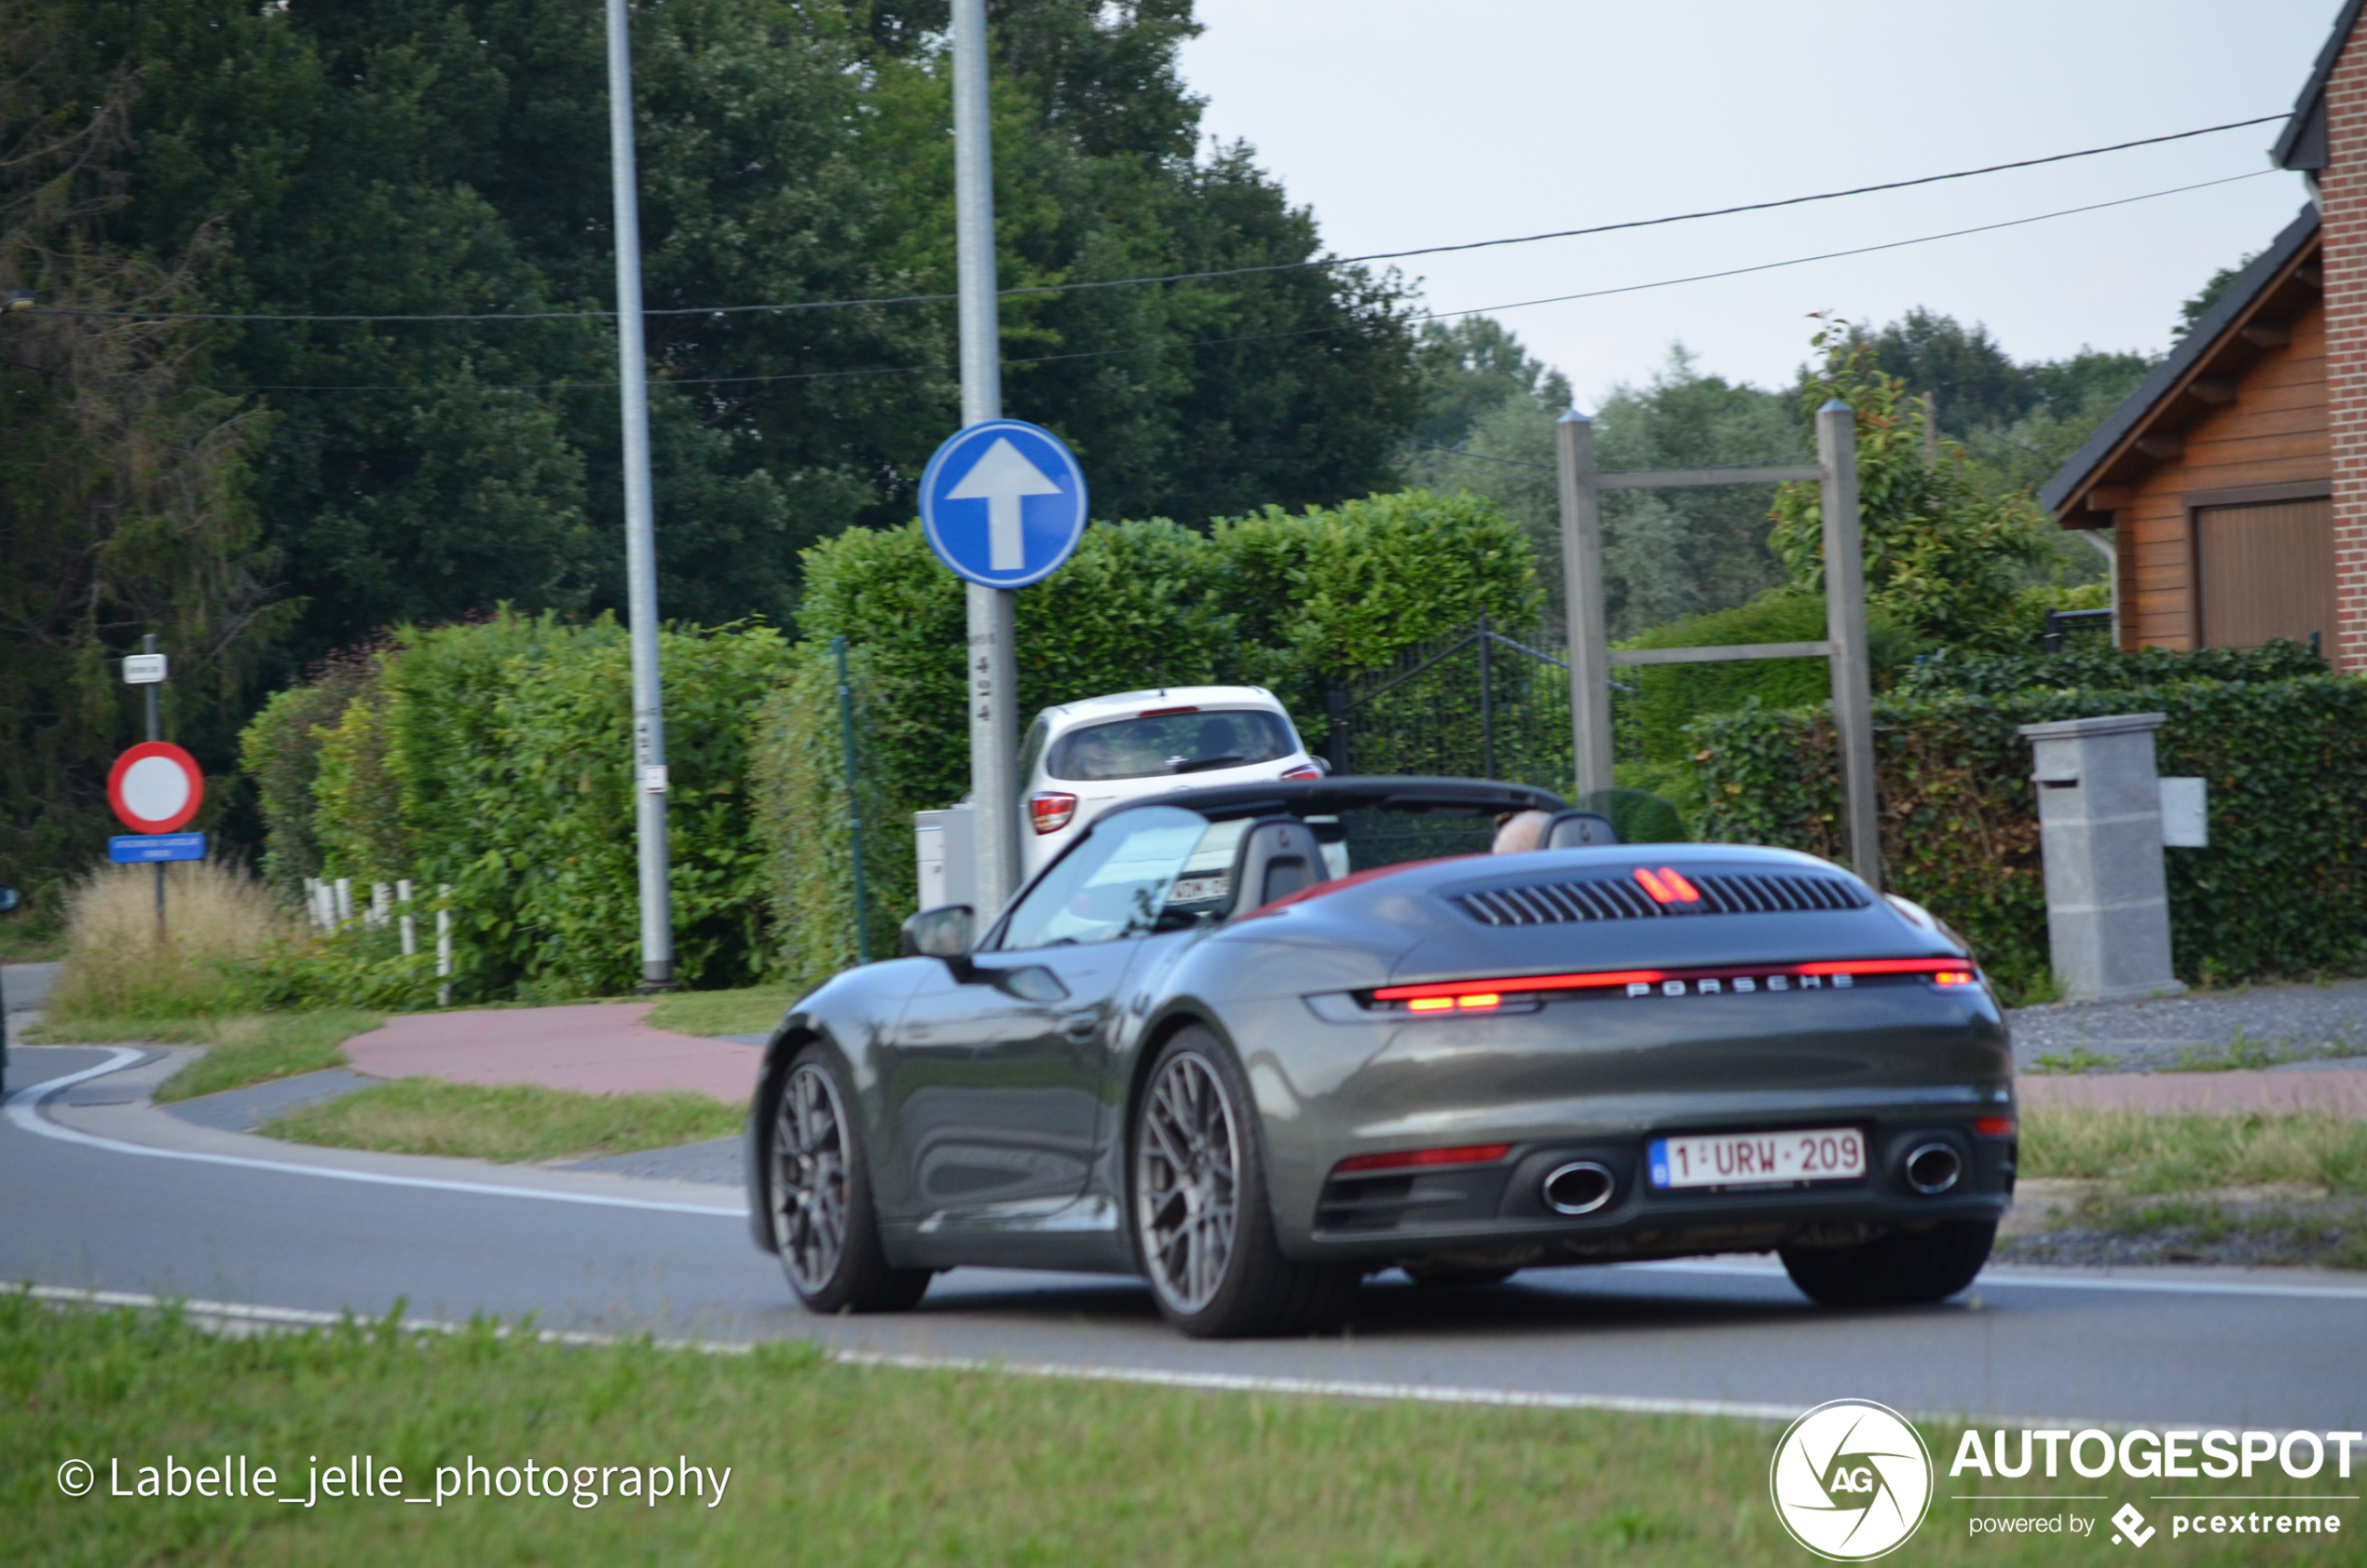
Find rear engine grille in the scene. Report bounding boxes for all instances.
[1455,871,1868,926]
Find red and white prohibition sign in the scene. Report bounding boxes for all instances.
[107,742,206,834]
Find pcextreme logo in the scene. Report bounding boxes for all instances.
[1770,1399,1936,1561]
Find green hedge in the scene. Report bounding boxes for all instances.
[241,613,789,1001]
[1687,668,2367,998]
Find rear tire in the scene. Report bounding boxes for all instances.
[1132,1027,1360,1338]
[1779,1220,1996,1307]
[769,1044,931,1315]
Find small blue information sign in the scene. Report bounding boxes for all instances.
[110,832,206,864]
[918,419,1089,588]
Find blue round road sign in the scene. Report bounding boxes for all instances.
[918,419,1088,589]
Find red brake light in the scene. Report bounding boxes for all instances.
[1633,866,1698,903]
[1137,705,1199,718]
[1279,764,1322,781]
[1334,1142,1512,1175]
[1029,791,1077,835]
[1931,970,1977,988]
[1974,1116,2017,1138]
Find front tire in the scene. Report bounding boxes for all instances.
[1779,1220,1996,1307]
[1131,1027,1359,1338]
[770,1044,930,1315]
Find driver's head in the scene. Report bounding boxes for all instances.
[1491,810,1551,854]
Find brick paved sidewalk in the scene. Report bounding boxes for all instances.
[344,1003,759,1105]
[2019,1068,2367,1117]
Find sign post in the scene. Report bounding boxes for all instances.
[918,416,1089,908]
[120,636,185,943]
[951,0,1019,914]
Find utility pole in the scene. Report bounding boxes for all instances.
[605,0,674,989]
[952,0,1019,913]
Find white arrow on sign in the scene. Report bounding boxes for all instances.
[946,437,1061,571]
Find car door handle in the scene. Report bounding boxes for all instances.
[1057,1011,1101,1043]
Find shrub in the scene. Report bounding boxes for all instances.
[1688,674,2367,997]
[244,612,791,1002]
[45,859,296,1022]
[1614,589,1914,768]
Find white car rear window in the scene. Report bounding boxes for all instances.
[1047,709,1295,782]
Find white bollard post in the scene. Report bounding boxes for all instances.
[436,884,453,1007]
[397,879,417,958]
[370,882,390,929]
[333,878,353,926]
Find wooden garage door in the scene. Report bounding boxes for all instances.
[2196,497,2336,650]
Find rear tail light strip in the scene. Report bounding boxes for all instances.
[1370,956,1980,1008]
[1333,1142,1511,1175]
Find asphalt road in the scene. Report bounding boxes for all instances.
[9,1044,2366,1431]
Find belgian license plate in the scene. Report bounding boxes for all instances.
[1649,1126,1866,1189]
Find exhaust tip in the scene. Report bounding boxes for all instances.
[1903,1141,1962,1194]
[1542,1160,1615,1215]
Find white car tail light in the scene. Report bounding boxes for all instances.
[1029,791,1078,834]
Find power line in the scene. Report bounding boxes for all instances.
[39,114,2286,326]
[201,168,2273,396]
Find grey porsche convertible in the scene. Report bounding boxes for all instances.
[745,777,2015,1338]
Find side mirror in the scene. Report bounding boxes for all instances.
[898,904,976,961]
[0,886,17,914]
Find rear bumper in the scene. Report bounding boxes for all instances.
[1291,1110,2017,1267]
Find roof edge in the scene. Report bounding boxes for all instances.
[2037,205,2320,517]
[2275,0,2365,170]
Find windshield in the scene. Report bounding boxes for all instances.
[1047,709,1297,782]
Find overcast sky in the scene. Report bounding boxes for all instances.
[1177,0,2334,404]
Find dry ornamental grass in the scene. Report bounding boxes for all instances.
[45,859,295,1022]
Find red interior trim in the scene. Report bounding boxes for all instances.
[1239,854,1485,920]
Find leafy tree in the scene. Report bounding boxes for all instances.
[1770,318,2048,650]
[2177,252,2259,338]
[0,12,288,905]
[55,0,1420,674]
[1407,317,1571,450]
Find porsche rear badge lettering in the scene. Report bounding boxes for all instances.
[1625,972,1852,998]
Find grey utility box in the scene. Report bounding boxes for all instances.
[2018,713,2185,1003]
[914,802,978,914]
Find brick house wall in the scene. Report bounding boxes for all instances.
[2323,20,2367,671]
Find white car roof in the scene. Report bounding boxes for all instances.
[1036,686,1287,733]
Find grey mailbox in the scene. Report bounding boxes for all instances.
[2017,712,2185,1003]
[914,802,978,913]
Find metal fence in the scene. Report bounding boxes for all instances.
[1324,616,1633,791]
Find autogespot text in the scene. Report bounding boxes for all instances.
[55,1452,732,1509]
[1949,1425,2361,1481]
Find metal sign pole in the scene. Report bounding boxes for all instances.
[1555,410,1616,798]
[952,0,1018,913]
[605,0,675,989]
[143,632,164,947]
[1816,401,1881,893]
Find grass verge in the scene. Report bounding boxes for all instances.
[10,1294,2359,1567]
[258,1079,742,1164]
[642,984,792,1038]
[2019,1104,2367,1195]
[27,1010,382,1103]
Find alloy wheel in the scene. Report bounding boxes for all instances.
[1135,1051,1241,1316]
[773,1063,852,1295]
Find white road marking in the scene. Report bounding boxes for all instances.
[5,1048,748,1219]
[1624,1257,2367,1303]
[17,1283,2223,1432]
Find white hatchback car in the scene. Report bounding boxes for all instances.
[1016,686,1326,879]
